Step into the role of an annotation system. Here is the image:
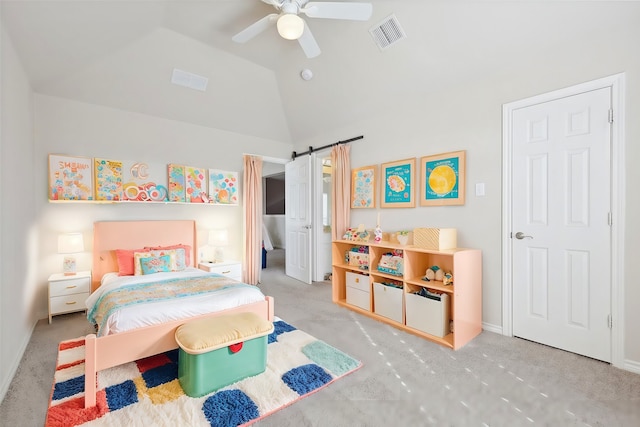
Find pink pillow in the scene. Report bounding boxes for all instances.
[145,244,192,267]
[115,248,146,276]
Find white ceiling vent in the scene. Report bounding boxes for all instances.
[171,68,208,92]
[369,14,406,50]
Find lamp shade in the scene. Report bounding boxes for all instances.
[208,229,229,246]
[277,14,305,40]
[58,233,84,254]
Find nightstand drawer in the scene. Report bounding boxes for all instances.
[49,276,91,297]
[198,262,242,281]
[50,293,90,316]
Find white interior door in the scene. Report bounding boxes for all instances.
[511,87,612,362]
[285,155,312,284]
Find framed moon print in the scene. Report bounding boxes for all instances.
[420,150,466,206]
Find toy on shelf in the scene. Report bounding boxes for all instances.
[374,213,382,243]
[443,272,453,285]
[343,224,370,242]
[347,246,369,270]
[374,225,382,243]
[377,249,404,276]
[422,265,453,285]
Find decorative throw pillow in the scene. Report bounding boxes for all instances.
[115,248,146,276]
[151,247,186,270]
[139,255,172,275]
[145,244,192,268]
[134,250,176,275]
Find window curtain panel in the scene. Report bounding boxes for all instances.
[243,155,263,285]
[331,144,351,241]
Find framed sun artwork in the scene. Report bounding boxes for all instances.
[351,165,377,208]
[420,150,466,206]
[380,158,415,208]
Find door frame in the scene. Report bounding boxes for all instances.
[501,73,626,368]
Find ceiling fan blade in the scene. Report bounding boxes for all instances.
[232,13,279,43]
[298,22,321,58]
[302,2,372,21]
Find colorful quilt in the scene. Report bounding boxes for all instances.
[88,275,252,336]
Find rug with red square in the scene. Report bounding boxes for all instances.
[46,319,361,426]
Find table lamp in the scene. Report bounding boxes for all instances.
[58,233,84,275]
[208,229,229,263]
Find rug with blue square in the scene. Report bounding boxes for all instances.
[46,319,361,426]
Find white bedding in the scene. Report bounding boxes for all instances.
[86,267,265,336]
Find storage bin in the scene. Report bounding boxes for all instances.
[348,252,369,269]
[346,271,369,310]
[176,312,274,397]
[413,228,457,250]
[373,282,403,323]
[405,291,451,337]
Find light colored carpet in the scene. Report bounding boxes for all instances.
[2,248,640,426]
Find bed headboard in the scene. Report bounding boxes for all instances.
[92,220,197,292]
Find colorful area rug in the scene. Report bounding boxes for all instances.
[46,319,361,426]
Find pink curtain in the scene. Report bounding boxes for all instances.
[331,144,351,241]
[242,155,263,285]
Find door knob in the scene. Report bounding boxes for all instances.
[514,231,533,240]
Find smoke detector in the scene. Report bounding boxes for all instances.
[300,69,313,81]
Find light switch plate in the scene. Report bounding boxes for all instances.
[475,183,485,196]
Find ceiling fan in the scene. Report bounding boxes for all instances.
[232,0,373,58]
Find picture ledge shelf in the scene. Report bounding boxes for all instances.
[48,200,238,206]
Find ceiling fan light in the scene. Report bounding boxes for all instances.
[277,14,304,40]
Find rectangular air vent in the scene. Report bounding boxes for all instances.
[171,68,208,92]
[369,14,406,50]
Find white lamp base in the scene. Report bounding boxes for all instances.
[213,247,225,263]
[63,256,77,276]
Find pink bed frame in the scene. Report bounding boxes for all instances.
[84,220,274,408]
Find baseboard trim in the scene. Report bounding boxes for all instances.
[0,319,37,404]
[482,322,502,335]
[623,358,640,375]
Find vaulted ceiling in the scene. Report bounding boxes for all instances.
[3,1,636,143]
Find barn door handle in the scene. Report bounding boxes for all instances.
[514,232,533,240]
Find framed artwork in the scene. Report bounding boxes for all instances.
[94,158,123,201]
[167,164,186,202]
[185,166,207,203]
[380,158,415,208]
[122,161,168,202]
[48,154,94,201]
[208,169,239,205]
[420,150,466,206]
[351,165,377,208]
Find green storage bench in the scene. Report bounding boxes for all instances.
[175,312,274,397]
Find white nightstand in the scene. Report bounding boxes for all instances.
[48,271,91,324]
[198,261,242,281]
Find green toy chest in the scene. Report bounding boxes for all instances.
[175,312,274,398]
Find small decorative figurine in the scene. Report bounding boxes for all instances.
[443,272,453,285]
[424,265,440,281]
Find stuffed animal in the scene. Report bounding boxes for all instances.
[443,272,453,285]
[424,265,440,281]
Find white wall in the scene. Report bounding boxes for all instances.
[0,26,37,402]
[32,95,293,320]
[295,26,640,366]
[263,215,284,249]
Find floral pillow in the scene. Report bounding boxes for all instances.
[145,244,191,268]
[155,247,186,271]
[134,250,176,275]
[139,255,172,275]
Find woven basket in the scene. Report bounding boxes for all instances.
[413,228,457,250]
